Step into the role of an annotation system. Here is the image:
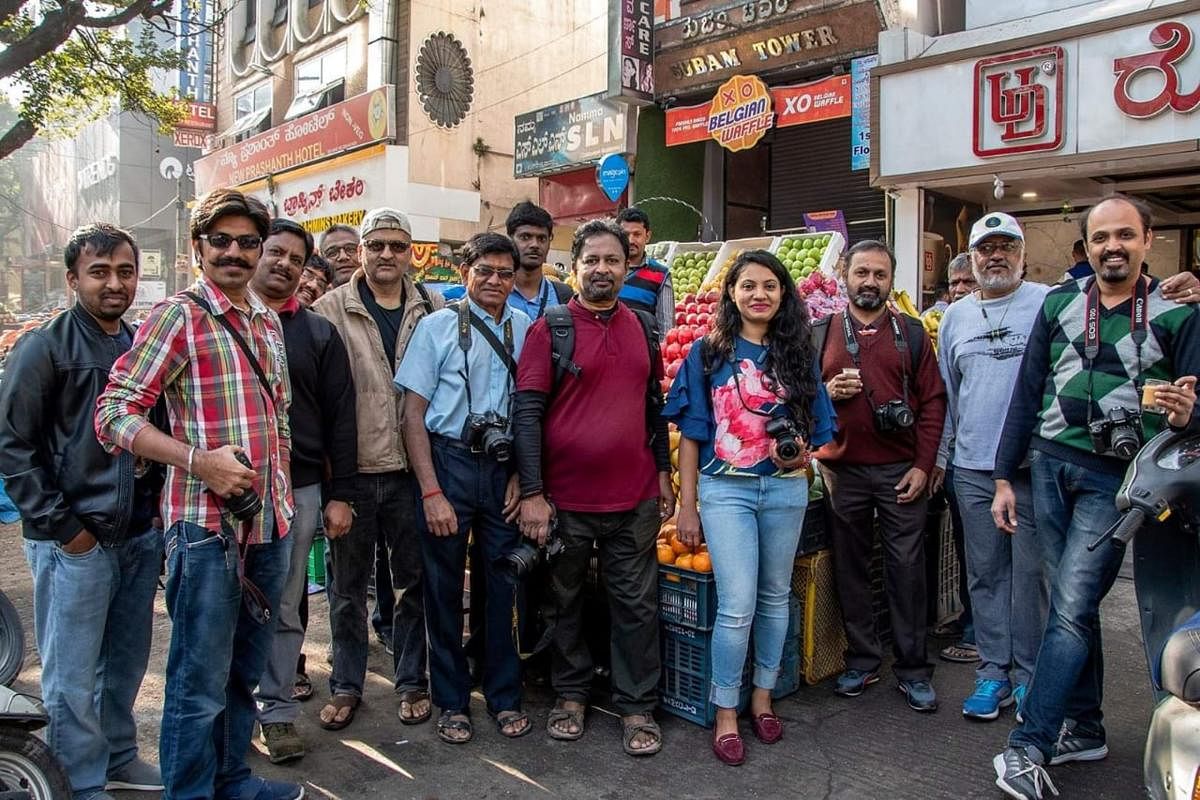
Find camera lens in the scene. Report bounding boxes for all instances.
[776,439,801,461]
[894,406,916,429]
[500,541,540,580]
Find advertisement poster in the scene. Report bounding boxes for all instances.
[850,54,878,171]
[513,93,628,177]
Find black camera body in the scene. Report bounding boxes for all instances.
[462,411,513,462]
[502,529,565,580]
[764,416,803,462]
[873,399,916,433]
[225,451,263,522]
[1089,408,1144,461]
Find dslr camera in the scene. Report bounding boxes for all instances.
[224,451,263,522]
[501,525,565,581]
[873,399,916,434]
[1088,408,1144,461]
[462,411,513,462]
[764,416,803,462]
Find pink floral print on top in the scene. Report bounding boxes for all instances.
[712,358,783,468]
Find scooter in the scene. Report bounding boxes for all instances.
[0,589,70,800]
[1088,428,1200,800]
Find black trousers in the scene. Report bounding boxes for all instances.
[821,461,934,682]
[545,499,660,715]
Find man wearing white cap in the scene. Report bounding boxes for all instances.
[312,208,443,730]
[935,212,1050,726]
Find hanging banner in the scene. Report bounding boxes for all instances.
[665,102,711,146]
[706,74,773,151]
[774,74,852,128]
[608,0,655,105]
[850,54,877,171]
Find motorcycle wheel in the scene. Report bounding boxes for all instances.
[0,730,71,799]
[0,593,23,687]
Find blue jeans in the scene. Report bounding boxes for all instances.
[159,520,292,800]
[24,528,162,800]
[699,474,807,708]
[328,471,426,697]
[417,438,522,713]
[1008,450,1125,759]
[954,468,1047,685]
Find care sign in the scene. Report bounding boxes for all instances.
[706,74,773,151]
[595,153,630,202]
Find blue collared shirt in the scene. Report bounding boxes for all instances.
[507,277,560,321]
[395,297,531,439]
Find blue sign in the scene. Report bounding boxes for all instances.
[177,0,213,102]
[596,153,630,203]
[850,55,878,172]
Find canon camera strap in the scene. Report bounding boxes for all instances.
[1082,276,1149,427]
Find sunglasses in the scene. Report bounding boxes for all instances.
[472,265,516,281]
[973,240,1021,256]
[362,240,411,254]
[200,233,263,250]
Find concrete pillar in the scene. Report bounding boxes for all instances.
[892,187,923,303]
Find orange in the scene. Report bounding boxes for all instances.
[657,544,675,565]
[660,523,678,540]
[670,538,691,556]
[692,553,712,572]
[675,553,694,571]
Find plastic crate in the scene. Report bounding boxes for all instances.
[769,230,847,275]
[658,564,717,631]
[658,621,750,727]
[792,550,848,685]
[307,535,327,588]
[797,498,828,556]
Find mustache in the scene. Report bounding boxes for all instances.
[216,256,253,269]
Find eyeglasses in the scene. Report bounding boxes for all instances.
[472,264,516,281]
[322,243,358,258]
[973,240,1021,256]
[200,233,263,250]
[362,239,411,254]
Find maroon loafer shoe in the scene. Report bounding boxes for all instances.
[751,712,783,744]
[712,731,745,766]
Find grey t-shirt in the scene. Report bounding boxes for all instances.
[936,280,1051,471]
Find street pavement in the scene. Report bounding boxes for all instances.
[0,523,1153,799]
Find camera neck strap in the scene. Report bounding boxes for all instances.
[455,300,515,415]
[728,349,785,420]
[841,309,910,406]
[1082,276,1148,427]
[184,291,274,404]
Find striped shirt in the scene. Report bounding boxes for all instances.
[96,276,294,544]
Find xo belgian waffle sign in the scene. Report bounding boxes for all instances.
[706,75,773,152]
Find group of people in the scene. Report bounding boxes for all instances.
[0,186,1196,800]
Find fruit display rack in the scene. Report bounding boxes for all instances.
[768,230,846,278]
[702,236,776,291]
[663,241,721,298]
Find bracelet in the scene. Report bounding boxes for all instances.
[421,488,443,500]
[187,446,197,474]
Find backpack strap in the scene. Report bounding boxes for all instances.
[414,282,434,312]
[811,316,832,361]
[902,313,925,368]
[545,304,579,390]
[550,279,574,304]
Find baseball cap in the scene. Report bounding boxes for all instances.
[969,212,1024,248]
[360,207,412,238]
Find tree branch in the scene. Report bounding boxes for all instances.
[80,0,172,29]
[0,119,35,163]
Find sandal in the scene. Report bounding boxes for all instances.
[491,709,533,739]
[292,672,314,702]
[939,642,980,663]
[546,698,586,741]
[319,694,360,731]
[621,713,662,757]
[396,689,432,725]
[436,710,473,744]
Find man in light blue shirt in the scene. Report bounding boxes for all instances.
[396,231,532,744]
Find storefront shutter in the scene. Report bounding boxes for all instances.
[769,116,885,245]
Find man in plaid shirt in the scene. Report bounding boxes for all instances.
[96,189,302,800]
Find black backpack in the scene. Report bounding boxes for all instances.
[544,304,663,444]
[810,311,926,368]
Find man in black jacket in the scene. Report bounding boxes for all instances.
[0,224,165,799]
[250,219,358,763]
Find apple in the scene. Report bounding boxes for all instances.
[665,342,681,360]
[665,328,679,345]
[665,361,680,379]
[681,341,693,358]
[678,326,694,344]
[697,312,710,326]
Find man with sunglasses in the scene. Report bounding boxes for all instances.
[312,207,442,731]
[396,232,531,744]
[96,189,300,800]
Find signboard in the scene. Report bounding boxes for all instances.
[272,152,388,231]
[877,12,1200,179]
[802,209,848,241]
[174,129,212,150]
[513,93,628,178]
[132,280,166,311]
[707,74,773,151]
[177,0,212,102]
[609,0,655,104]
[773,73,851,128]
[141,249,162,278]
[412,244,458,283]
[596,153,631,201]
[195,86,396,192]
[850,54,876,170]
[655,0,827,51]
[654,1,882,97]
[665,101,712,145]
[182,102,217,131]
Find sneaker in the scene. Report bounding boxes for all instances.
[1049,726,1108,765]
[261,722,306,764]
[962,679,1014,720]
[898,679,938,712]
[1014,683,1028,723]
[105,758,163,791]
[833,668,880,697]
[219,776,305,800]
[993,746,1059,799]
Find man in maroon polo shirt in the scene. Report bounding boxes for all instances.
[514,218,675,757]
[814,239,947,713]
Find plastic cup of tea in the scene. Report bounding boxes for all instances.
[1142,378,1170,414]
[842,368,861,379]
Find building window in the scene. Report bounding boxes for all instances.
[284,44,346,119]
[224,82,272,141]
[271,0,286,26]
[242,0,257,44]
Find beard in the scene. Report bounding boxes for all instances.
[849,287,884,310]
[580,274,618,303]
[972,264,1021,294]
[1097,250,1132,283]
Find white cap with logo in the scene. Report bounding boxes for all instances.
[969,212,1024,248]
[360,207,412,238]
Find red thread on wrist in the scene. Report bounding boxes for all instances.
[421,489,443,500]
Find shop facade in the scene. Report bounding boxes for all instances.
[874,3,1200,307]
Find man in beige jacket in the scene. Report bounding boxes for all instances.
[312,207,443,730]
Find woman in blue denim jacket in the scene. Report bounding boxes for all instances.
[664,250,836,766]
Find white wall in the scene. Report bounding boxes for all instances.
[966,0,1101,29]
